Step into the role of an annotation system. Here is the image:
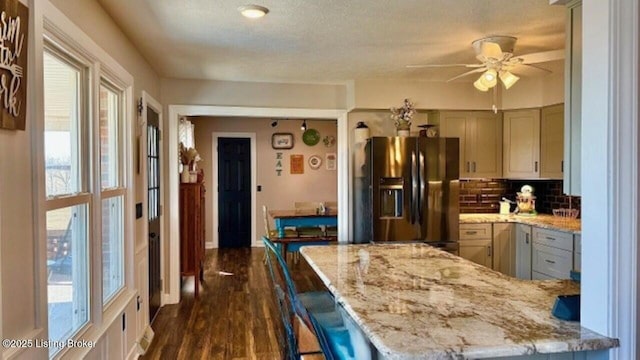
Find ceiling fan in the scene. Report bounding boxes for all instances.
[407,35,564,91]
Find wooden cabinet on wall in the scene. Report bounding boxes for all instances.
[440,111,502,178]
[540,104,565,179]
[180,182,206,296]
[503,109,541,179]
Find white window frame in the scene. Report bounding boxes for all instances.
[42,40,93,357]
[98,78,127,306]
[33,2,136,358]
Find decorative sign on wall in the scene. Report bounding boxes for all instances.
[290,154,304,174]
[275,152,283,176]
[308,155,322,170]
[326,153,336,171]
[0,0,28,131]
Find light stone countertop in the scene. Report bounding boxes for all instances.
[300,243,618,359]
[460,213,582,234]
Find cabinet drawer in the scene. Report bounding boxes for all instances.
[532,227,573,252]
[459,223,492,240]
[532,243,572,279]
[532,271,557,280]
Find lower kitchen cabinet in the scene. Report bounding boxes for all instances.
[532,242,573,279]
[515,224,533,280]
[459,223,493,268]
[492,223,515,277]
[459,239,493,268]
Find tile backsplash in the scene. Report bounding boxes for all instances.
[460,179,581,217]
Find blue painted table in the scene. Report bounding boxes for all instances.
[269,209,338,257]
[269,208,338,238]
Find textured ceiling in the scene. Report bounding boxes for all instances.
[97,0,565,83]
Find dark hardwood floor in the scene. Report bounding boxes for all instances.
[142,248,326,360]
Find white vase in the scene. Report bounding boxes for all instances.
[181,168,190,183]
[397,129,410,137]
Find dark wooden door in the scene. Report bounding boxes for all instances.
[147,107,161,322]
[218,138,251,248]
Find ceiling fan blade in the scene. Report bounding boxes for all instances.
[481,42,503,59]
[446,67,487,82]
[406,63,484,68]
[513,63,553,74]
[517,49,565,64]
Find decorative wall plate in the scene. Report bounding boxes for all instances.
[302,129,320,146]
[323,135,336,147]
[308,155,322,169]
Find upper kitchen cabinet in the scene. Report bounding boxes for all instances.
[540,104,565,179]
[440,111,502,179]
[503,109,540,179]
[564,1,582,195]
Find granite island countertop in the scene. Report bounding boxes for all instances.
[460,213,581,234]
[300,243,617,359]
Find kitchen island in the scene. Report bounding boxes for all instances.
[300,243,617,359]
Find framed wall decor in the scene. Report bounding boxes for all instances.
[272,132,294,149]
[326,153,336,171]
[290,154,304,174]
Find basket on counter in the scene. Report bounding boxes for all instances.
[552,208,580,219]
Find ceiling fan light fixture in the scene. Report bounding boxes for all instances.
[480,69,498,88]
[238,4,269,19]
[473,77,489,92]
[499,70,520,89]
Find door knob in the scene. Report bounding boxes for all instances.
[150,232,157,238]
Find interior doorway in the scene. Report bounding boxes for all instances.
[217,137,252,248]
[167,106,348,304]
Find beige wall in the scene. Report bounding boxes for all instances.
[352,70,564,111]
[501,72,564,109]
[50,0,161,262]
[191,117,338,247]
[161,78,348,110]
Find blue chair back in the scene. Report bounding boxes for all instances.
[263,236,336,360]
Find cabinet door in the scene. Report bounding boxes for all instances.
[472,112,503,178]
[492,223,515,277]
[540,104,565,179]
[503,109,541,179]
[515,224,532,280]
[440,112,470,177]
[459,239,492,268]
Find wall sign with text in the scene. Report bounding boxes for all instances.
[0,0,28,131]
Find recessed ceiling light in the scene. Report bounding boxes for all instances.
[238,4,269,19]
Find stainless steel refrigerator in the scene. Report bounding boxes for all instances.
[354,137,460,251]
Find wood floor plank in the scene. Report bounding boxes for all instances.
[142,247,325,360]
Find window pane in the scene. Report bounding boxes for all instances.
[46,205,89,355]
[44,51,81,197]
[99,84,120,189]
[102,196,124,302]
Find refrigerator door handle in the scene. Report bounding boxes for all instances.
[418,150,425,225]
[411,151,418,224]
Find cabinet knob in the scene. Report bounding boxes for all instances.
[150,232,157,239]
